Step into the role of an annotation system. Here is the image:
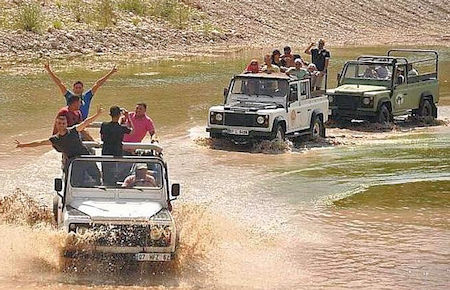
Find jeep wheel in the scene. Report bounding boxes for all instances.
[310,116,325,139]
[272,123,285,141]
[376,104,392,124]
[418,99,433,118]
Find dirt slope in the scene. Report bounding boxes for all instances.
[0,0,449,58]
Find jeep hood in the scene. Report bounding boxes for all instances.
[225,102,281,111]
[70,200,164,221]
[335,84,387,94]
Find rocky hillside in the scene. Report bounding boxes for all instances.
[0,0,449,58]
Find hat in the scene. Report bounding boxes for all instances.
[136,163,147,170]
[294,58,302,63]
[110,106,121,117]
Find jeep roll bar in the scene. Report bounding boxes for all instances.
[387,49,438,77]
[82,141,163,154]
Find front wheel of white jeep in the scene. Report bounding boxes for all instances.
[310,116,325,139]
[272,123,285,141]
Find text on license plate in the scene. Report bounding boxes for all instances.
[227,129,249,135]
[135,253,171,261]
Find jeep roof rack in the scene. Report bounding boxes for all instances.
[82,141,163,156]
[236,72,292,79]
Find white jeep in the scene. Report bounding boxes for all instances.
[53,142,180,262]
[206,73,329,143]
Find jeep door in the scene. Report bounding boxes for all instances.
[298,80,314,129]
[287,82,302,132]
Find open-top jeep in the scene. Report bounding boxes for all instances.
[206,73,329,143]
[327,49,439,123]
[53,142,180,262]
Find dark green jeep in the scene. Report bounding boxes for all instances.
[327,49,439,123]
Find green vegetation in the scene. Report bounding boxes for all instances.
[95,0,116,28]
[67,0,88,23]
[150,0,197,29]
[118,0,148,16]
[52,19,63,29]
[15,1,43,32]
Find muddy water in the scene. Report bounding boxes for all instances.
[0,46,449,289]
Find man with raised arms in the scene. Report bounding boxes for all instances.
[15,105,104,172]
[44,61,118,120]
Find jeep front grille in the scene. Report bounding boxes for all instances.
[224,113,256,126]
[334,95,360,110]
[91,224,171,247]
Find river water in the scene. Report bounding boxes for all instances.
[0,46,449,289]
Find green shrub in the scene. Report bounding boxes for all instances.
[132,17,141,26]
[16,1,43,32]
[118,0,148,16]
[52,19,63,29]
[96,0,115,28]
[67,0,87,23]
[150,0,194,29]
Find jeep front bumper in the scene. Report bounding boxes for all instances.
[330,107,377,120]
[207,127,273,139]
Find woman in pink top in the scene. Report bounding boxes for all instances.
[120,103,155,142]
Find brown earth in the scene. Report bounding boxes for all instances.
[0,0,449,61]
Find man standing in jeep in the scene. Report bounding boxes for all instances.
[45,61,118,120]
[304,39,330,90]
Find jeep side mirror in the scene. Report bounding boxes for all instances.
[171,183,180,197]
[54,178,63,192]
[223,87,229,97]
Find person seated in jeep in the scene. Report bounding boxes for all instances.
[261,54,280,73]
[244,59,261,73]
[122,163,156,188]
[363,65,378,78]
[286,59,309,79]
[407,63,419,76]
[375,65,390,79]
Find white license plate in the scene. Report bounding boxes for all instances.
[227,129,249,135]
[135,253,171,261]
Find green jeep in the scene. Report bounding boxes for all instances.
[327,49,439,123]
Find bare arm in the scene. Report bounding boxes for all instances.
[44,61,67,95]
[304,43,314,55]
[15,138,51,148]
[91,65,118,94]
[76,105,104,132]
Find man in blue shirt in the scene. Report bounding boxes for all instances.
[45,61,118,119]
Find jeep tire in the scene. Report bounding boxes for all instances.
[310,115,325,139]
[418,99,434,118]
[376,104,392,124]
[272,123,285,141]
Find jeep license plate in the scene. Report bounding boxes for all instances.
[135,253,171,261]
[227,129,249,135]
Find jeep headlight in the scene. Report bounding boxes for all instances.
[362,97,371,105]
[210,112,224,125]
[149,225,172,247]
[328,95,334,103]
[361,96,374,107]
[256,116,265,124]
[215,113,223,122]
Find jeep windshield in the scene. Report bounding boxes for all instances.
[69,159,163,189]
[341,62,394,86]
[226,76,288,106]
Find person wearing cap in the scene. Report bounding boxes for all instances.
[271,49,282,67]
[285,59,309,80]
[122,163,156,188]
[304,39,330,90]
[44,61,118,120]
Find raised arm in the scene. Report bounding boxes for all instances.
[44,61,67,95]
[304,42,314,55]
[91,65,118,94]
[76,105,104,132]
[15,138,51,148]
